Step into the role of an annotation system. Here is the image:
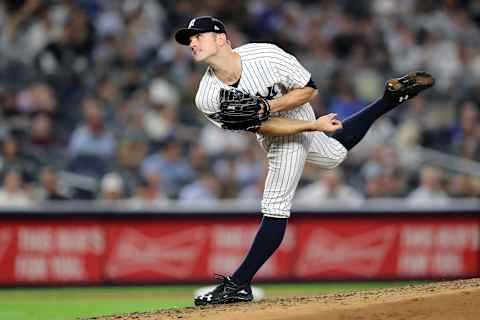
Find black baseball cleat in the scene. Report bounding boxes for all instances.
[384,71,435,104]
[194,274,253,306]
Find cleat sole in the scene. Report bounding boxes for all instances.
[387,72,434,92]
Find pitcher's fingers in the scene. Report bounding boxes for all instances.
[326,113,336,119]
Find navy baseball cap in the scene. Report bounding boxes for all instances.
[174,16,227,45]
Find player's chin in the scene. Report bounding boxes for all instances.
[192,53,207,62]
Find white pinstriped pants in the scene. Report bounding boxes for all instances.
[259,131,347,218]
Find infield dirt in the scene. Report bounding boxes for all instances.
[88,278,480,320]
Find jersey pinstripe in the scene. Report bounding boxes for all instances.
[195,43,347,218]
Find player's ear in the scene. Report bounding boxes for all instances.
[216,33,228,46]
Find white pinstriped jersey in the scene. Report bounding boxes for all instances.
[195,43,315,126]
[195,43,347,218]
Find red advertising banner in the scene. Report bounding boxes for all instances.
[0,215,478,285]
[0,222,105,284]
[293,218,479,279]
[103,219,294,282]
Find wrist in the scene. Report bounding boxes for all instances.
[268,99,279,113]
[304,121,317,132]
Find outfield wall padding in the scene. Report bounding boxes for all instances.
[0,210,478,285]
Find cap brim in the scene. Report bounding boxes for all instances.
[174,28,204,45]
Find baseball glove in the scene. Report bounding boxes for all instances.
[208,88,271,132]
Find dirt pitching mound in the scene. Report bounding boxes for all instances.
[90,278,480,320]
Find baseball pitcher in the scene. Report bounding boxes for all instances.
[174,16,434,306]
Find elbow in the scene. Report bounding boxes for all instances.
[305,87,318,102]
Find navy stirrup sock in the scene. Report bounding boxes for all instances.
[231,216,287,285]
[332,97,397,151]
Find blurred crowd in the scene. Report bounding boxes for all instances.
[0,0,479,209]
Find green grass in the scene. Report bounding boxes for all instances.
[0,286,194,320]
[0,282,422,320]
